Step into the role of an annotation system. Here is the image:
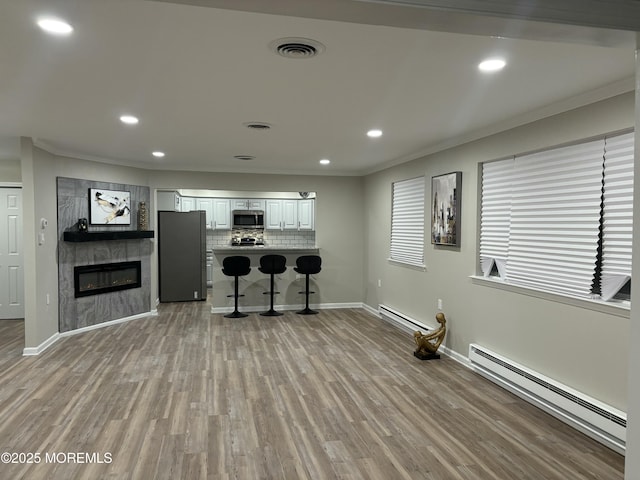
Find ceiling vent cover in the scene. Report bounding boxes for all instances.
[243,122,272,130]
[269,37,325,59]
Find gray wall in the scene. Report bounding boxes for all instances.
[21,92,633,414]
[0,159,21,183]
[24,148,151,347]
[23,152,365,345]
[363,91,635,411]
[56,177,152,332]
[149,171,365,310]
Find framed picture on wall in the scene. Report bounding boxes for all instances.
[89,188,131,225]
[431,171,461,246]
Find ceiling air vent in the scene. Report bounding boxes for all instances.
[243,122,272,131]
[269,37,325,59]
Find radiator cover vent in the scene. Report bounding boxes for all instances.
[469,343,626,454]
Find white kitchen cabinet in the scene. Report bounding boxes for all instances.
[212,198,231,229]
[232,199,249,210]
[157,191,181,211]
[232,199,265,211]
[282,200,298,229]
[196,198,214,228]
[249,199,265,210]
[265,199,310,230]
[181,197,196,212]
[297,199,315,230]
[265,200,283,230]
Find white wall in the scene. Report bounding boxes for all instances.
[363,92,635,411]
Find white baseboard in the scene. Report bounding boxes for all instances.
[370,302,466,365]
[23,332,61,356]
[361,303,379,318]
[22,310,158,356]
[60,310,158,338]
[211,302,363,315]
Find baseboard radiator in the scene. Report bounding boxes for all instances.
[379,304,433,333]
[469,343,626,454]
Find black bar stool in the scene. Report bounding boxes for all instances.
[294,255,322,315]
[222,256,251,318]
[258,254,287,316]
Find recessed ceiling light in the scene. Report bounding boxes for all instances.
[37,17,73,35]
[367,129,383,138]
[478,58,506,72]
[120,115,139,125]
[319,159,330,165]
[152,151,165,158]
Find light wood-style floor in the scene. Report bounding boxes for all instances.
[0,304,624,479]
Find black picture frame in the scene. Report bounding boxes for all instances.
[431,171,461,246]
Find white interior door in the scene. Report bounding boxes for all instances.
[0,188,23,319]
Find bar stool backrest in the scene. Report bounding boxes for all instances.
[295,255,322,275]
[259,254,287,275]
[222,256,251,277]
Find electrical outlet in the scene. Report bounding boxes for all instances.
[377,279,382,287]
[194,291,198,299]
[437,298,443,310]
[46,293,50,305]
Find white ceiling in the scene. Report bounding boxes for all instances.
[0,0,636,175]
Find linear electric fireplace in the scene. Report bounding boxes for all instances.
[74,261,142,298]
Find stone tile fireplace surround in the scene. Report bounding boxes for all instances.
[57,177,152,333]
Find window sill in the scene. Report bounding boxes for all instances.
[469,275,630,318]
[388,258,427,271]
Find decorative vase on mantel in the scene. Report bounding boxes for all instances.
[138,201,149,231]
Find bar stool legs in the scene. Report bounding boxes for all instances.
[222,256,251,318]
[226,273,247,318]
[259,254,287,316]
[294,255,322,315]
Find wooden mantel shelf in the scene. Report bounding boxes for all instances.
[63,230,155,242]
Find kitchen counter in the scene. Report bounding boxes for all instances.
[213,245,319,254]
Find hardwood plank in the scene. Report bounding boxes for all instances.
[0,304,625,479]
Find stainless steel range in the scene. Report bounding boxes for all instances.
[231,228,264,246]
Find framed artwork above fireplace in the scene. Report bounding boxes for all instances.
[89,188,131,225]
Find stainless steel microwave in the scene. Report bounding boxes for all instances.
[232,210,264,229]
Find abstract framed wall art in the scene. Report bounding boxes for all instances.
[89,188,131,225]
[431,171,461,246]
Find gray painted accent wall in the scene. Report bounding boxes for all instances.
[57,177,151,332]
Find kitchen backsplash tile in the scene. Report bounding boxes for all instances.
[207,230,315,249]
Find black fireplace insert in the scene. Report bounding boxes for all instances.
[74,261,141,298]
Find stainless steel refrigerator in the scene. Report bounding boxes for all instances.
[158,210,207,302]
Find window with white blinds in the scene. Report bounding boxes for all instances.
[506,140,605,298]
[480,157,514,279]
[390,176,425,267]
[479,131,634,302]
[601,132,634,300]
